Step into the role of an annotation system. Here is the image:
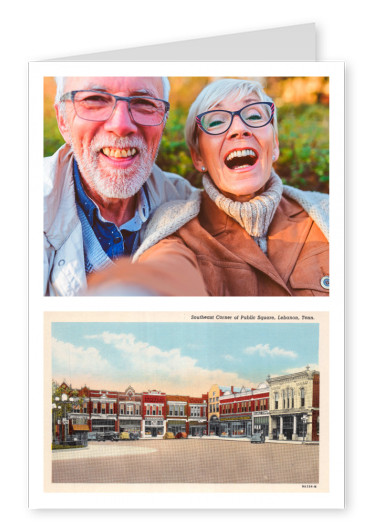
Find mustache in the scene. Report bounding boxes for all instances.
[89,135,147,152]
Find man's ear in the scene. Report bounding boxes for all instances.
[55,103,71,145]
[190,147,205,172]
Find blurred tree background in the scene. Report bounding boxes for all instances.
[44,76,329,193]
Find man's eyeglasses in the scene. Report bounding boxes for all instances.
[60,90,170,126]
[196,102,275,135]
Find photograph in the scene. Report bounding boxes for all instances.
[45,311,328,493]
[43,75,329,297]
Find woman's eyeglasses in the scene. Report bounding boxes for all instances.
[196,102,274,135]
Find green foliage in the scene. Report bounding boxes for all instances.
[156,108,201,188]
[44,114,65,157]
[275,104,329,193]
[52,444,85,450]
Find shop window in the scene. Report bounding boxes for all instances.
[300,388,305,407]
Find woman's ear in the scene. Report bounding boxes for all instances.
[190,147,206,172]
[272,136,280,162]
[55,103,72,145]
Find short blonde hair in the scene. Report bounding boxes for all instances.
[185,78,278,155]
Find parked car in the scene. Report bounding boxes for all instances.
[163,432,175,439]
[175,432,187,439]
[96,431,119,442]
[120,432,140,441]
[250,432,265,444]
[87,432,98,441]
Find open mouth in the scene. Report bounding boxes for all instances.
[224,148,258,170]
[101,147,138,159]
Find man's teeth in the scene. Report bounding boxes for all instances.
[226,149,256,162]
[102,147,137,158]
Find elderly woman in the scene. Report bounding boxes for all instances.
[88,78,329,296]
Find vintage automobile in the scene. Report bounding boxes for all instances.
[96,431,119,442]
[250,432,265,444]
[175,432,188,439]
[163,432,175,439]
[120,431,140,441]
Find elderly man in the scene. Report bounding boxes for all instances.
[44,76,197,295]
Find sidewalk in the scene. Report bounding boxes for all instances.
[142,435,319,444]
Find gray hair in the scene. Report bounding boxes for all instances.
[54,76,170,104]
[185,78,278,155]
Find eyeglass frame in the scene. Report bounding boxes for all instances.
[195,101,275,135]
[60,89,170,125]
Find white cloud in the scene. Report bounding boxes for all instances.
[244,343,298,359]
[52,337,112,385]
[84,332,248,394]
[223,354,234,361]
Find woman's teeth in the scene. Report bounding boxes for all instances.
[226,149,257,161]
[102,147,137,158]
[225,149,258,169]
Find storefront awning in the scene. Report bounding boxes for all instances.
[72,425,89,431]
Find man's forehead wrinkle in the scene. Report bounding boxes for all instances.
[73,86,159,98]
[131,88,158,97]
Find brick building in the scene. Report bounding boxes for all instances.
[142,390,166,437]
[219,383,269,437]
[166,394,208,436]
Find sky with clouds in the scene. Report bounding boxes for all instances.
[51,321,320,396]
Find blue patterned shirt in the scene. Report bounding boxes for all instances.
[73,160,150,260]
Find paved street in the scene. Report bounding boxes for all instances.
[52,439,319,484]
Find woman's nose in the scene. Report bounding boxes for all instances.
[103,100,138,136]
[226,115,252,139]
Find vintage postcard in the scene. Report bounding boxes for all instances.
[41,311,337,508]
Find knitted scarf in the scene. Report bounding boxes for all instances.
[202,170,283,253]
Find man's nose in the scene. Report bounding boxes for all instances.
[103,100,138,136]
[226,115,252,139]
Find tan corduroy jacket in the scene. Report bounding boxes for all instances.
[87,190,329,296]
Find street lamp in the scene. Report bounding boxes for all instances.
[58,393,70,443]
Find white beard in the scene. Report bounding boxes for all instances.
[69,133,159,199]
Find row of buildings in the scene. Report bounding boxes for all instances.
[52,367,319,443]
